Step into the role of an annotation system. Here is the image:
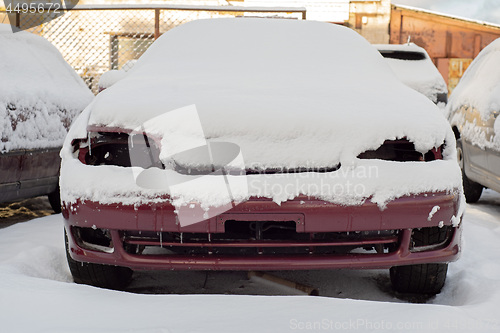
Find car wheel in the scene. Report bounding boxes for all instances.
[48,185,62,213]
[389,228,448,294]
[390,263,448,295]
[65,230,133,290]
[456,139,483,203]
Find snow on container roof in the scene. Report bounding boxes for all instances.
[0,24,94,152]
[374,43,447,103]
[393,4,500,30]
[448,37,500,120]
[85,18,454,168]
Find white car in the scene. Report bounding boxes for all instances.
[447,38,500,202]
[375,43,448,104]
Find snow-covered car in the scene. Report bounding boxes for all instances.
[0,24,93,212]
[62,18,463,294]
[447,38,500,203]
[375,43,448,104]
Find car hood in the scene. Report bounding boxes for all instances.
[79,18,455,169]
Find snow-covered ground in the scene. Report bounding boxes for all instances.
[1,190,500,332]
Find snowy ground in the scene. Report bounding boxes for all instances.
[1,191,500,332]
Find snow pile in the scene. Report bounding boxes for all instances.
[448,38,500,119]
[97,70,128,90]
[61,155,463,209]
[375,43,448,103]
[495,117,500,146]
[448,37,500,150]
[0,24,94,152]
[61,18,462,209]
[97,59,137,90]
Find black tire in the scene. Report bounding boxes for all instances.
[456,139,483,203]
[462,175,483,203]
[48,185,62,213]
[390,263,448,295]
[390,228,448,294]
[65,230,133,290]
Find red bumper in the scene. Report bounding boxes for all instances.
[63,192,462,270]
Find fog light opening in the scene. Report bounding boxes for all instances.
[72,226,114,253]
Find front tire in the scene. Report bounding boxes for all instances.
[456,138,483,203]
[389,227,448,294]
[65,230,133,290]
[390,263,448,295]
[48,185,62,213]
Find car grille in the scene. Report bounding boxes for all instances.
[121,225,400,256]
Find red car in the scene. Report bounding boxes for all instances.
[62,18,463,294]
[0,24,93,211]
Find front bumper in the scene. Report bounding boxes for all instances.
[64,192,462,270]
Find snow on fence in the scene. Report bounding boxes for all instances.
[0,4,306,94]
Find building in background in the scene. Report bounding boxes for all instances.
[346,0,391,44]
[244,0,349,23]
[2,0,500,93]
[389,4,500,94]
[246,1,500,94]
[246,1,500,93]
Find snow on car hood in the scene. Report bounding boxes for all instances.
[0,24,93,152]
[85,18,455,168]
[375,43,447,103]
[61,19,463,212]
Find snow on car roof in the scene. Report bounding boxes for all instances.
[85,18,454,168]
[448,37,500,120]
[375,43,447,102]
[0,24,93,152]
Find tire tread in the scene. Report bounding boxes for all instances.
[65,231,132,289]
[390,228,448,294]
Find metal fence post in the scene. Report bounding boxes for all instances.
[110,35,118,70]
[154,9,160,40]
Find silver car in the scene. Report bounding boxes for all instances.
[447,38,500,202]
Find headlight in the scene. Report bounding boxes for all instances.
[75,131,163,169]
[357,139,443,161]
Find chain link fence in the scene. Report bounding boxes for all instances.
[1,4,306,93]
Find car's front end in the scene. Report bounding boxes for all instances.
[61,18,464,294]
[62,124,463,293]
[65,193,461,272]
